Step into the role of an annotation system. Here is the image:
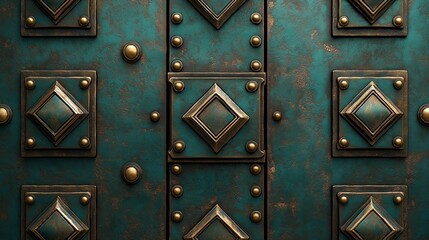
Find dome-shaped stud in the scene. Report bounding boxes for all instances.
[171,36,183,48]
[122,163,142,185]
[338,138,349,148]
[393,80,403,90]
[339,80,349,90]
[339,195,348,204]
[80,195,90,205]
[171,185,183,198]
[80,79,90,89]
[272,111,282,121]
[25,195,35,205]
[25,79,36,90]
[250,35,262,47]
[171,60,184,72]
[250,164,262,175]
[250,60,262,72]
[26,137,36,148]
[246,141,258,153]
[0,105,12,125]
[250,12,262,24]
[171,13,183,24]
[150,111,160,122]
[25,17,36,27]
[393,16,403,27]
[173,81,185,92]
[79,16,89,27]
[250,186,262,197]
[80,137,90,148]
[171,164,182,175]
[173,141,185,153]
[393,195,403,204]
[418,105,429,125]
[246,81,258,92]
[171,211,183,222]
[392,136,404,148]
[250,211,262,223]
[122,42,142,63]
[339,16,349,26]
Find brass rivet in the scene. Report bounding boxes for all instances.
[80,137,90,148]
[79,16,89,27]
[171,60,184,72]
[171,185,183,198]
[171,164,182,175]
[25,79,35,89]
[250,35,262,47]
[339,16,349,26]
[250,12,262,24]
[338,138,349,148]
[250,60,262,72]
[122,163,142,184]
[80,79,90,89]
[173,81,185,92]
[393,136,404,148]
[171,13,183,24]
[418,105,429,125]
[251,186,262,197]
[246,81,258,92]
[250,164,262,175]
[393,195,403,204]
[393,16,403,27]
[26,137,36,148]
[171,211,183,222]
[250,211,262,223]
[272,111,282,121]
[25,17,36,27]
[173,141,185,153]
[0,106,11,125]
[80,195,90,205]
[339,80,349,90]
[122,42,142,63]
[25,195,35,205]
[150,111,161,122]
[393,80,403,90]
[171,36,183,48]
[246,141,258,153]
[339,195,348,204]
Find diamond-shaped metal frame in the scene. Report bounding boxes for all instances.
[348,0,397,24]
[340,81,402,146]
[182,83,249,153]
[188,0,247,29]
[34,0,82,24]
[184,204,249,240]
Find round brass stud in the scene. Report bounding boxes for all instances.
[250,12,262,24]
[150,111,161,122]
[25,195,35,205]
[26,137,36,148]
[418,105,429,125]
[122,42,142,63]
[171,60,184,72]
[173,81,185,92]
[251,186,262,197]
[246,141,258,153]
[173,141,186,153]
[246,81,258,92]
[0,105,12,125]
[393,195,403,204]
[392,136,404,148]
[25,79,36,90]
[171,164,182,175]
[250,60,262,72]
[338,137,349,148]
[121,162,142,185]
[171,36,183,48]
[171,13,183,24]
[393,16,403,27]
[25,16,36,27]
[250,35,262,48]
[171,211,183,222]
[250,164,262,175]
[272,111,282,121]
[80,195,90,205]
[339,16,349,26]
[80,79,90,89]
[250,211,262,223]
[393,80,403,90]
[79,16,89,27]
[339,195,348,204]
[171,185,183,198]
[339,80,349,90]
[79,137,90,148]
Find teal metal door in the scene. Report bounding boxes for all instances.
[0,0,428,239]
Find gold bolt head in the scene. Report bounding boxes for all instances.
[339,195,348,204]
[393,16,403,27]
[122,43,141,63]
[80,195,90,205]
[339,80,349,90]
[173,141,185,153]
[250,164,262,175]
[25,17,36,27]
[246,81,258,92]
[0,106,11,125]
[393,195,403,204]
[339,16,349,26]
[419,105,429,124]
[171,164,182,175]
[250,12,262,24]
[251,186,262,197]
[150,111,160,122]
[246,141,258,153]
[393,136,404,148]
[338,138,349,148]
[80,79,90,89]
[272,111,282,121]
[250,211,262,223]
[171,185,183,198]
[172,211,183,222]
[25,80,35,89]
[171,60,183,72]
[26,138,36,148]
[80,137,90,148]
[25,195,35,205]
[393,80,403,90]
[173,81,185,92]
[250,35,262,47]
[124,166,139,182]
[79,16,89,27]
[171,36,183,48]
[171,13,183,24]
[250,60,262,72]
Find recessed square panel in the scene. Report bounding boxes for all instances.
[332,70,407,157]
[169,72,265,161]
[332,185,407,240]
[332,0,407,36]
[21,0,96,36]
[21,185,96,240]
[21,70,96,157]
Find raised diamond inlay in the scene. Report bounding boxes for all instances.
[27,81,88,146]
[341,197,403,240]
[27,196,89,240]
[182,83,249,153]
[34,0,82,24]
[341,81,402,146]
[348,0,397,24]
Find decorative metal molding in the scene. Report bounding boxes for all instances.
[34,0,82,25]
[183,204,249,240]
[27,81,89,146]
[182,83,249,153]
[348,0,396,24]
[187,0,247,29]
[340,81,402,146]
